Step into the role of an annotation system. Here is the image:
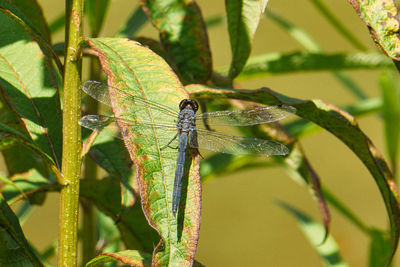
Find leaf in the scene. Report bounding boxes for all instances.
[83,37,202,265]
[88,38,201,265]
[83,127,137,208]
[97,210,121,253]
[0,100,49,176]
[0,10,63,170]
[85,0,110,37]
[140,0,212,83]
[188,84,400,266]
[0,194,43,267]
[0,122,61,182]
[0,173,26,199]
[0,0,50,42]
[282,145,330,239]
[348,0,400,60]
[80,178,159,253]
[0,8,63,73]
[278,201,349,267]
[226,0,268,79]
[116,6,148,38]
[85,250,152,267]
[1,169,54,205]
[234,51,393,79]
[379,71,400,174]
[368,229,392,267]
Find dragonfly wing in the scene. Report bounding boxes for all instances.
[82,81,112,106]
[79,114,180,151]
[82,80,179,119]
[196,105,296,126]
[190,128,289,156]
[79,115,114,132]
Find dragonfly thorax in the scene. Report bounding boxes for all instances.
[176,105,197,133]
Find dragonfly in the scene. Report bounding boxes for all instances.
[79,81,296,216]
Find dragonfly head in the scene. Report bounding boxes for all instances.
[179,99,199,113]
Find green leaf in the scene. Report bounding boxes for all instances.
[368,229,392,267]
[2,143,47,176]
[116,6,148,38]
[0,122,62,183]
[0,0,50,42]
[0,100,49,175]
[282,145,330,237]
[0,194,43,267]
[0,9,63,170]
[278,201,349,267]
[85,250,152,267]
[234,52,393,79]
[348,0,400,59]
[188,84,400,266]
[85,0,110,37]
[226,0,268,79]
[1,169,54,205]
[97,210,121,253]
[84,127,136,208]
[140,0,212,83]
[0,8,62,73]
[0,173,26,199]
[83,37,202,265]
[80,178,159,253]
[379,71,400,174]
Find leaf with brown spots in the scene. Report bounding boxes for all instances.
[348,0,400,60]
[83,37,202,266]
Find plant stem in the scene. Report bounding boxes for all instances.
[58,0,83,265]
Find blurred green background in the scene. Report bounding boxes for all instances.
[2,0,398,266]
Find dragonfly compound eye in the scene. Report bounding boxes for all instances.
[179,99,199,112]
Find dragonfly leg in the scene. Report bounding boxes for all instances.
[161,133,179,150]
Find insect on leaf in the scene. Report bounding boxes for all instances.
[84,37,202,266]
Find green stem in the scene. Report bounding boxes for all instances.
[58,0,83,266]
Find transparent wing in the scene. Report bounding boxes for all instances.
[196,105,296,126]
[82,80,179,119]
[79,114,178,133]
[190,128,289,156]
[80,115,289,156]
[79,114,115,132]
[79,114,180,153]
